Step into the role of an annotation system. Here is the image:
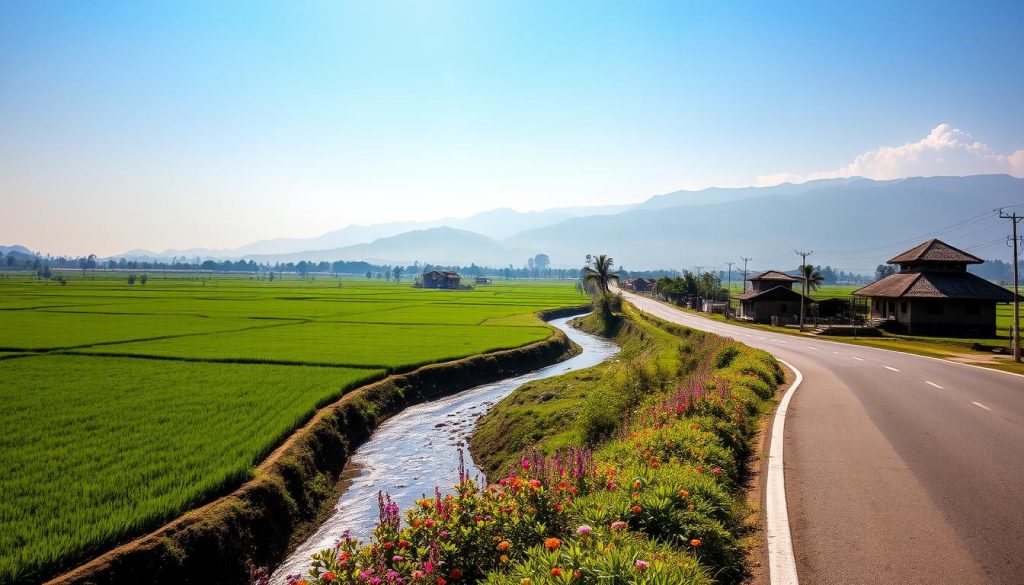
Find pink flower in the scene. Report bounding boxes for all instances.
[392,555,404,562]
[521,458,530,470]
[610,521,627,531]
[635,560,649,571]
[575,525,592,536]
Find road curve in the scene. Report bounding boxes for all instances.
[621,290,1024,585]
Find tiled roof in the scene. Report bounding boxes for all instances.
[749,270,799,282]
[734,285,808,301]
[888,239,983,265]
[853,271,1015,301]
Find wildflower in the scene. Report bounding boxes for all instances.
[696,465,704,474]
[439,530,449,539]
[631,505,642,514]
[521,458,530,470]
[678,489,689,498]
[635,560,649,571]
[633,480,641,489]
[321,572,336,582]
[545,537,561,551]
[690,538,702,547]
[687,503,695,511]
[500,554,509,563]
[576,524,592,536]
[712,466,722,476]
[550,567,563,577]
[392,555,404,562]
[520,580,532,585]
[436,579,446,585]
[610,521,627,531]
[424,519,435,528]
[497,540,511,551]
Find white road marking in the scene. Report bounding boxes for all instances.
[972,401,992,411]
[768,359,802,585]
[884,366,900,372]
[758,336,767,340]
[850,356,864,361]
[778,340,788,344]
[832,351,841,355]
[806,346,817,350]
[925,381,944,389]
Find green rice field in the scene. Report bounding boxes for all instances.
[0,274,584,583]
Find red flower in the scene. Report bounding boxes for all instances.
[449,568,463,579]
[321,572,336,582]
[550,567,563,577]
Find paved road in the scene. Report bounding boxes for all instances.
[621,290,1024,585]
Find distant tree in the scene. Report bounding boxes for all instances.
[533,254,550,276]
[366,271,373,279]
[527,257,536,277]
[582,254,619,294]
[268,271,275,282]
[140,274,148,285]
[393,266,403,283]
[875,264,896,280]
[127,274,136,284]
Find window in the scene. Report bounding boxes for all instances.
[927,303,943,316]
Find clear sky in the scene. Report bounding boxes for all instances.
[2,0,1023,256]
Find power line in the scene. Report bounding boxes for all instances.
[794,250,812,332]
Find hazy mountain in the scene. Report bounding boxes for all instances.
[0,245,33,256]
[503,174,1024,271]
[639,177,879,210]
[243,227,537,266]
[117,204,630,260]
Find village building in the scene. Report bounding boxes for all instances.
[624,278,655,292]
[853,239,1015,337]
[420,270,462,289]
[475,275,492,284]
[733,270,810,324]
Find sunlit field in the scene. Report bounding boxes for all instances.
[0,273,583,583]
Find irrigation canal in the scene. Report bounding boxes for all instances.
[271,315,619,582]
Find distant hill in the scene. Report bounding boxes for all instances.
[503,174,1024,270]
[111,175,1024,272]
[242,227,537,266]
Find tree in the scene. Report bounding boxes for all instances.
[803,265,824,293]
[366,271,373,279]
[582,254,619,294]
[393,266,403,283]
[533,254,550,277]
[875,264,896,280]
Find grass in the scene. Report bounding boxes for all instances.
[0,274,584,583]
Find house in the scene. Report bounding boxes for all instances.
[626,278,655,292]
[852,239,1015,337]
[420,270,462,289]
[475,275,492,285]
[733,270,810,323]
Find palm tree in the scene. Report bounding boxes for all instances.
[802,264,824,293]
[582,254,619,294]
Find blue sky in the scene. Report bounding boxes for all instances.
[1,0,1022,255]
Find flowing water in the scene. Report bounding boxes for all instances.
[272,316,618,582]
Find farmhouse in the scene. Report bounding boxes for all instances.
[733,270,810,323]
[853,239,1015,337]
[475,275,492,284]
[624,278,656,292]
[420,270,462,289]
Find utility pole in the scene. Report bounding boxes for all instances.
[999,209,1022,362]
[795,250,813,332]
[740,257,752,293]
[725,261,734,320]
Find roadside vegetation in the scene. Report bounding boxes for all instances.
[286,293,784,584]
[0,276,584,584]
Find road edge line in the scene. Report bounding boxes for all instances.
[768,358,802,585]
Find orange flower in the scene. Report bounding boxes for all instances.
[678,489,689,498]
[545,537,561,551]
[690,538,702,547]
[321,573,336,582]
[631,505,642,514]
[550,567,563,577]
[497,540,511,551]
[500,554,509,563]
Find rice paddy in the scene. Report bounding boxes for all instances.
[0,274,584,583]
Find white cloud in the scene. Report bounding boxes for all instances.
[757,124,1024,186]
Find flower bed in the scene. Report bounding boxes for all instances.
[274,311,783,585]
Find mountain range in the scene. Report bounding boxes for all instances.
[105,174,1024,271]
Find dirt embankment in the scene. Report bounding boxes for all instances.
[47,306,588,585]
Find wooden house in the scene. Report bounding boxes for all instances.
[420,270,462,289]
[626,278,655,292]
[733,270,810,323]
[853,239,1015,337]
[475,275,492,285]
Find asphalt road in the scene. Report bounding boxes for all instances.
[621,290,1024,585]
